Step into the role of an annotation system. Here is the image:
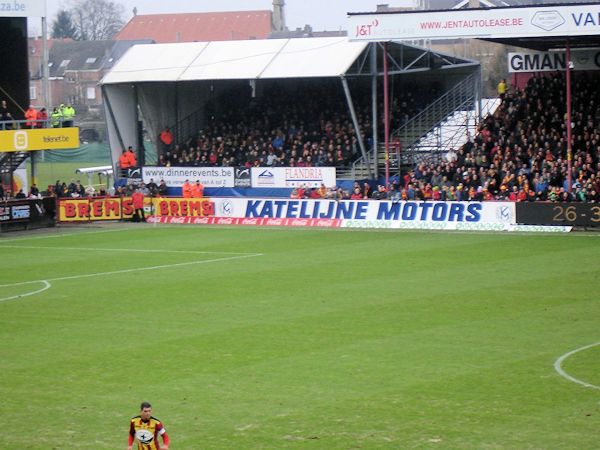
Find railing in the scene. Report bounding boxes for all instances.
[168,109,205,146]
[0,118,70,130]
[349,153,371,180]
[393,73,477,168]
[412,98,502,166]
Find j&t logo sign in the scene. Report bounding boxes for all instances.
[355,19,379,37]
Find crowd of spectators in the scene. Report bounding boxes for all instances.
[9,72,600,204]
[0,100,74,129]
[47,178,169,199]
[156,81,430,170]
[394,72,600,202]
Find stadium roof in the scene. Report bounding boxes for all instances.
[101,37,370,85]
[115,11,273,43]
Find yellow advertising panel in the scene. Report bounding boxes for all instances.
[58,197,135,222]
[151,197,215,217]
[58,197,216,222]
[0,128,79,152]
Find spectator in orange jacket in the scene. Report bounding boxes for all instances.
[125,146,137,167]
[119,147,138,173]
[119,150,133,170]
[25,105,37,128]
[182,179,193,198]
[191,180,204,198]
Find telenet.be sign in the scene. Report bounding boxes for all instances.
[0,128,80,152]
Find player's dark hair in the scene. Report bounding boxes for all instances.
[140,401,152,410]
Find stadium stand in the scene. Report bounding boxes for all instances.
[393,72,600,202]
[155,79,436,171]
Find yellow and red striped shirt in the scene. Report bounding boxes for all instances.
[129,416,166,450]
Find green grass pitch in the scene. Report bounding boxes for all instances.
[1,225,599,449]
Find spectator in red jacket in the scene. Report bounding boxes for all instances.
[160,127,174,153]
[36,107,48,128]
[132,188,145,222]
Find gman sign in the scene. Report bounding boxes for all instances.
[509,49,600,73]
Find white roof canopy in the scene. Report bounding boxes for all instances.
[102,37,369,84]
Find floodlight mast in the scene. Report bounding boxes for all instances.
[565,41,573,194]
[383,42,390,191]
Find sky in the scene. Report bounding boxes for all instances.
[38,0,416,33]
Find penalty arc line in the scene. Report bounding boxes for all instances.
[553,342,600,390]
[0,253,263,290]
[0,280,51,303]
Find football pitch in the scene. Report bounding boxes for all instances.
[1,225,598,449]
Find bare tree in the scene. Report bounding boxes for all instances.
[68,0,125,40]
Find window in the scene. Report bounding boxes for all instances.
[30,86,37,100]
[86,87,96,100]
[85,57,97,64]
[59,59,70,67]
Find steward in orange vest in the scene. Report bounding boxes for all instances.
[181,180,193,198]
[191,180,204,198]
[119,150,133,169]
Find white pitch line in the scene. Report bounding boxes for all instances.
[0,227,138,243]
[0,244,259,256]
[0,280,51,303]
[0,253,263,289]
[553,342,600,390]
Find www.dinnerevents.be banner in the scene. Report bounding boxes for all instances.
[141,166,337,188]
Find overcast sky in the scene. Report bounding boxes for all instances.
[40,0,414,33]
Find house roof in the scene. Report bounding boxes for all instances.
[115,11,273,43]
[47,39,154,77]
[49,40,115,77]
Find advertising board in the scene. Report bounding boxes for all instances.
[0,0,46,17]
[508,49,600,73]
[250,167,337,188]
[58,197,573,232]
[142,166,234,187]
[142,166,336,189]
[0,128,79,151]
[348,4,600,41]
[148,198,525,230]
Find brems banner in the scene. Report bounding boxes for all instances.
[58,197,216,221]
[58,197,136,221]
[348,4,600,41]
